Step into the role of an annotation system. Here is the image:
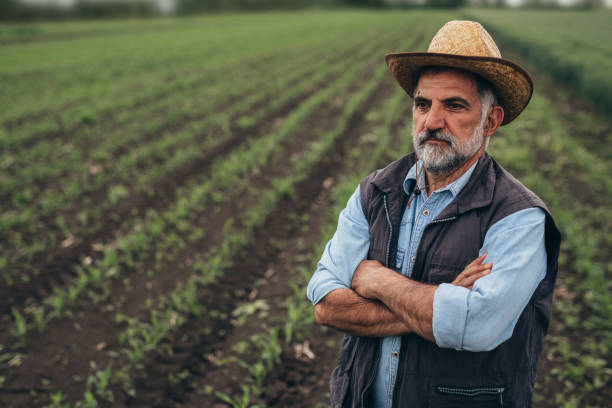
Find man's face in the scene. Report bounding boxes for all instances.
[412,69,487,175]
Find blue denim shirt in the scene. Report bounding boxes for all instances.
[306,159,547,408]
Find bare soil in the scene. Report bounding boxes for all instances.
[0,44,400,406]
[0,41,373,320]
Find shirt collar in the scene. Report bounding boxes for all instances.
[404,158,479,198]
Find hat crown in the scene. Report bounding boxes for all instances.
[427,20,501,59]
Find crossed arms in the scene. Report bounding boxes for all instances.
[314,255,491,342]
[307,186,548,351]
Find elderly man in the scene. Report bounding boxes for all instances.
[307,21,561,407]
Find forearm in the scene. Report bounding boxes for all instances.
[314,288,412,337]
[351,258,493,344]
[372,272,436,342]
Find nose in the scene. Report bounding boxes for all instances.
[424,102,445,131]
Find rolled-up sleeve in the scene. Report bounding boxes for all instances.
[433,207,547,351]
[306,185,371,305]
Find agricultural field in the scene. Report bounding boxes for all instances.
[0,8,610,408]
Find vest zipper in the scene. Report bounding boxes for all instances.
[436,386,505,407]
[383,194,393,268]
[429,216,456,224]
[360,348,380,408]
[359,350,380,408]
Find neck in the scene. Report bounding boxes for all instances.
[423,150,484,195]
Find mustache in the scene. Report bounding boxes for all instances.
[416,130,455,146]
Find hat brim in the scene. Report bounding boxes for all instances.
[385,52,533,125]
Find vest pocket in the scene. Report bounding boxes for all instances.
[427,263,463,285]
[430,385,505,408]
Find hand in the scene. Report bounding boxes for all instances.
[351,260,390,299]
[452,253,492,290]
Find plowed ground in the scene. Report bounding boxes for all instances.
[1,9,609,408]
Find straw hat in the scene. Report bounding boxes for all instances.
[385,20,533,125]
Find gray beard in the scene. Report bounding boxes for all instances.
[412,121,485,175]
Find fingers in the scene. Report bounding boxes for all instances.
[462,261,492,278]
[466,252,488,268]
[451,253,493,289]
[459,267,491,289]
[455,255,490,279]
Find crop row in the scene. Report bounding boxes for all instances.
[0,30,417,404]
[199,71,414,408]
[1,30,387,209]
[89,52,412,408]
[60,48,398,407]
[0,32,394,292]
[0,38,385,345]
[55,26,427,405]
[1,19,385,155]
[2,37,324,154]
[1,56,378,408]
[0,12,455,407]
[1,11,406,123]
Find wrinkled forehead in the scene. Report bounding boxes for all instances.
[414,67,480,97]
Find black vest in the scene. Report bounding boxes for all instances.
[329,152,561,408]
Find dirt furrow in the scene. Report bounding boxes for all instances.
[122,72,400,408]
[259,105,413,408]
[0,50,321,211]
[3,34,370,157]
[0,45,377,318]
[0,35,390,314]
[0,55,394,408]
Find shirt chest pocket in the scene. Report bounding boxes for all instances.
[395,217,412,272]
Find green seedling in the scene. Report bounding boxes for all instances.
[11,308,27,346]
[215,384,264,408]
[46,392,69,408]
[81,361,114,405]
[108,185,129,206]
[31,307,46,334]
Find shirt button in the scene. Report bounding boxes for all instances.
[411,256,416,263]
[392,351,399,358]
[423,209,430,216]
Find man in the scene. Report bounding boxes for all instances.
[307,21,561,407]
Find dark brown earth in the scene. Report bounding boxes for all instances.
[0,34,391,331]
[0,36,382,320]
[0,31,407,405]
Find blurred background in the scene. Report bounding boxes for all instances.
[2,0,611,20]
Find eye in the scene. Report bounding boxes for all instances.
[446,102,465,110]
[414,101,429,111]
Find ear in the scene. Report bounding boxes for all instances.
[484,105,504,137]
